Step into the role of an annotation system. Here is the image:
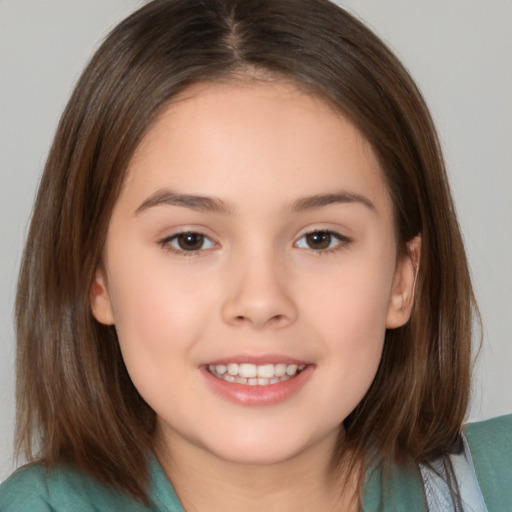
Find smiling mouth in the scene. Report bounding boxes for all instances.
[207,363,307,386]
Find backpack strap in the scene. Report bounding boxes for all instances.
[420,434,488,511]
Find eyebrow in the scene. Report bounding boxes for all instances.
[135,189,376,215]
[290,192,376,213]
[135,189,233,215]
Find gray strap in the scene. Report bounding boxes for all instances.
[420,433,488,512]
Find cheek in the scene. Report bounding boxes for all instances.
[302,254,395,338]
[105,258,215,385]
[299,254,394,395]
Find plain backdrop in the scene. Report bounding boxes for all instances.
[1,0,511,481]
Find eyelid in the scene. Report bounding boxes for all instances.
[294,228,351,252]
[158,229,218,255]
[157,226,351,256]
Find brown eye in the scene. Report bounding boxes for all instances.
[305,231,332,250]
[295,230,349,252]
[176,233,205,250]
[163,232,216,253]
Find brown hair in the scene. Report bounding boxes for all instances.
[15,0,477,503]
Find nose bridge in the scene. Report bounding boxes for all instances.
[221,243,297,329]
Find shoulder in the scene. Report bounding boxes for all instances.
[0,464,51,511]
[464,413,512,465]
[0,462,151,512]
[464,413,512,440]
[464,414,512,511]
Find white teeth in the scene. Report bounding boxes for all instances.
[209,362,307,385]
[286,364,298,376]
[274,363,287,377]
[239,364,257,378]
[257,364,275,378]
[216,364,227,375]
[227,363,239,376]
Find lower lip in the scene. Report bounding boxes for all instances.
[201,365,314,406]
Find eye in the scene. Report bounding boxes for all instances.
[294,230,349,252]
[161,231,216,253]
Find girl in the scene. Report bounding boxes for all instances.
[1,0,510,510]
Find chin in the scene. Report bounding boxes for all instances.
[214,446,301,466]
[198,427,326,467]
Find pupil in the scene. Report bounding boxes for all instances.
[178,233,204,250]
[306,232,331,250]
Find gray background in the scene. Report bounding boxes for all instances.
[1,0,511,480]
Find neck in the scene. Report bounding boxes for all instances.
[154,428,359,512]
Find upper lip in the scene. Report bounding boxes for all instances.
[203,354,311,366]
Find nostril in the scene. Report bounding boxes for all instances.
[269,314,287,326]
[232,313,284,327]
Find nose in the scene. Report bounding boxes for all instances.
[221,253,298,330]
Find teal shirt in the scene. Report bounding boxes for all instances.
[0,454,184,512]
[1,415,510,511]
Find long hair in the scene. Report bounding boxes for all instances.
[15,0,477,502]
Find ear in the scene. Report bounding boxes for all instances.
[90,266,115,325]
[386,235,421,329]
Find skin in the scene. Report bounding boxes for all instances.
[91,81,419,511]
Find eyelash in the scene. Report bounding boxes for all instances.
[158,229,351,256]
[158,231,217,255]
[294,229,351,255]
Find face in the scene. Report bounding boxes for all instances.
[91,81,418,467]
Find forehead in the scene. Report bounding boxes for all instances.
[121,80,392,215]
